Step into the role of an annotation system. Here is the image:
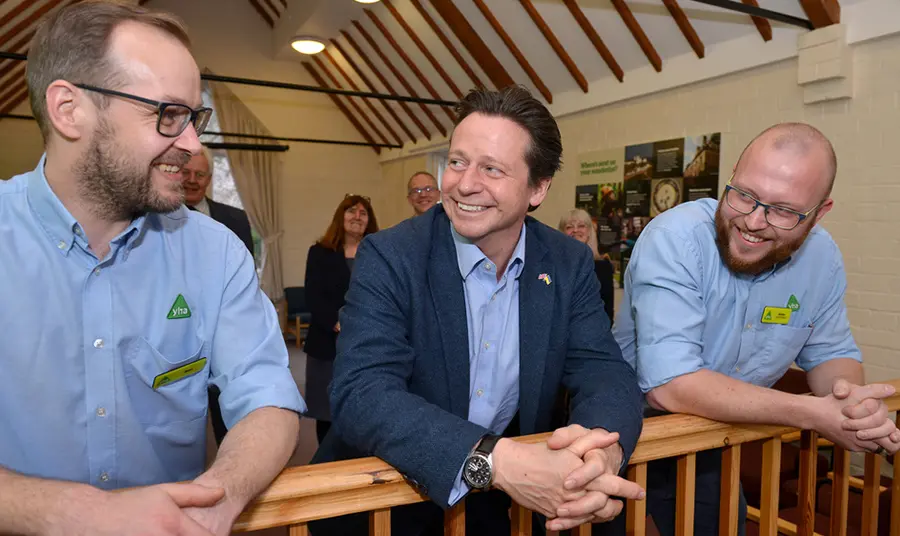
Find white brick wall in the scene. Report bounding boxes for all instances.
[538,32,900,383]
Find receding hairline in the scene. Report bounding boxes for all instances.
[407,171,437,190]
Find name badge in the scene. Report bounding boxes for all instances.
[152,357,208,389]
[761,306,791,325]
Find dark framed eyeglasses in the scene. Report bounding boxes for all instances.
[723,174,824,231]
[74,83,213,138]
[408,185,438,197]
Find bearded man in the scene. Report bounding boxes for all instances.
[0,2,304,535]
[609,122,900,536]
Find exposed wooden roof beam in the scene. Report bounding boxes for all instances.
[799,0,840,28]
[363,9,456,125]
[562,0,623,82]
[742,0,773,42]
[0,0,41,30]
[302,62,380,154]
[0,0,66,49]
[331,37,417,143]
[312,55,390,146]
[0,64,26,95]
[247,0,274,28]
[408,0,485,90]
[426,0,514,90]
[381,0,462,99]
[261,0,279,20]
[323,48,404,146]
[610,0,662,72]
[662,0,704,59]
[518,0,586,93]
[0,87,28,116]
[352,19,446,137]
[340,29,431,141]
[472,0,551,102]
[0,79,26,110]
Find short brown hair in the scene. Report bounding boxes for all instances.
[318,195,379,251]
[26,0,191,140]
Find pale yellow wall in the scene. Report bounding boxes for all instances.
[531,33,900,382]
[0,101,44,179]
[378,154,431,229]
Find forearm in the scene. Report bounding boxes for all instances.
[195,407,299,514]
[647,369,820,429]
[0,466,92,535]
[806,358,864,397]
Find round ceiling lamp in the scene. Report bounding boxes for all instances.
[354,0,381,3]
[291,37,326,55]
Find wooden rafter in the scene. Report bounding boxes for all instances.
[331,37,417,143]
[279,0,286,7]
[261,0,279,20]
[323,48,404,146]
[302,62,380,154]
[518,0,586,93]
[662,0,704,59]
[0,78,26,108]
[742,0,772,42]
[0,64,26,94]
[408,0,484,90]
[0,0,66,49]
[562,0,622,82]
[339,30,430,141]
[312,55,389,146]
[0,88,28,115]
[426,0,514,90]
[363,9,455,124]
[799,0,840,28]
[352,20,446,137]
[472,0,551,102]
[610,0,662,72]
[247,0,274,28]
[381,0,462,99]
[0,0,41,30]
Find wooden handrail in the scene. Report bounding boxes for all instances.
[234,379,900,533]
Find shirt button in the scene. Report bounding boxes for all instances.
[93,267,101,276]
[96,407,106,417]
[476,389,484,397]
[57,240,66,249]
[484,263,493,271]
[483,342,490,349]
[99,472,109,482]
[745,323,752,330]
[74,228,83,236]
[93,338,104,349]
[735,367,742,372]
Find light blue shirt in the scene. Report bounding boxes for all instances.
[0,157,306,489]
[614,198,860,394]
[447,223,525,505]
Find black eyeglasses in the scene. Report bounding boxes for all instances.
[723,174,824,230]
[408,186,438,197]
[74,83,213,138]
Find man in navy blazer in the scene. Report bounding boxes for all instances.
[312,87,644,535]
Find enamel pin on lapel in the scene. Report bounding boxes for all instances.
[538,273,551,285]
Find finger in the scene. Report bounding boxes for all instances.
[558,490,610,519]
[845,383,896,403]
[842,404,888,431]
[891,430,900,444]
[564,450,609,490]
[874,435,900,454]
[855,420,897,441]
[841,399,883,421]
[565,430,620,459]
[178,512,217,536]
[160,483,226,508]
[547,514,594,532]
[590,498,625,523]
[832,378,852,399]
[546,424,588,450]
[581,474,646,501]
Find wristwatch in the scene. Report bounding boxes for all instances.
[462,434,501,490]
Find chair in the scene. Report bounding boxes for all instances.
[283,286,311,348]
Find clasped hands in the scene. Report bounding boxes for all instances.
[822,379,900,454]
[492,424,645,532]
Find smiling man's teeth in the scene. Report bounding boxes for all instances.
[157,164,181,173]
[741,231,764,243]
[458,202,487,212]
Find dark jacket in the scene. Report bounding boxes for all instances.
[303,243,351,360]
[207,198,254,256]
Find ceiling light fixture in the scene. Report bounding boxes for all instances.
[291,37,326,55]
[354,0,381,4]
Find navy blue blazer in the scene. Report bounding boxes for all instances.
[319,205,643,510]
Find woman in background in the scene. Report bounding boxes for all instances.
[304,194,379,444]
[559,208,615,324]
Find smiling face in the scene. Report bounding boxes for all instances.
[441,113,550,258]
[715,131,834,274]
[407,173,440,215]
[181,153,211,206]
[343,202,369,239]
[562,218,591,244]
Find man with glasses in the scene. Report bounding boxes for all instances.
[0,2,305,535]
[406,171,440,216]
[608,122,900,536]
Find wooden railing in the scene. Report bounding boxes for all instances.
[234,378,900,536]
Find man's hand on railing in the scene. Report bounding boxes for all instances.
[832,379,900,454]
[543,425,646,531]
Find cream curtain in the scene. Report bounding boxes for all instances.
[207,75,285,301]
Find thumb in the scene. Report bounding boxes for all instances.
[832,378,851,399]
[547,424,587,450]
[159,483,226,508]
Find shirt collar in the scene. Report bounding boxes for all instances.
[192,197,211,216]
[451,221,527,281]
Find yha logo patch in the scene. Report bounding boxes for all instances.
[167,294,192,320]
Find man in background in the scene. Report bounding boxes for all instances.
[406,170,440,216]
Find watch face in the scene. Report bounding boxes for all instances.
[464,455,492,488]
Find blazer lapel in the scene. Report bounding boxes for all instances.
[518,220,554,433]
[428,210,471,418]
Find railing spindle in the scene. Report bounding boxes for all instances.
[289,524,309,536]
[830,446,850,536]
[861,453,881,536]
[369,507,391,536]
[759,437,782,536]
[510,502,532,536]
[676,453,697,536]
[627,463,648,536]
[573,523,592,536]
[719,444,741,536]
[797,431,819,536]
[444,498,465,536]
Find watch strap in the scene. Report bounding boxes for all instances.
[475,433,501,456]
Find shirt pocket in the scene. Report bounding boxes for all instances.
[124,336,208,426]
[751,325,813,387]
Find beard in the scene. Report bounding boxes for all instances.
[74,117,190,221]
[714,201,813,275]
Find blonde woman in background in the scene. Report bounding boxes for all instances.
[559,209,615,323]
